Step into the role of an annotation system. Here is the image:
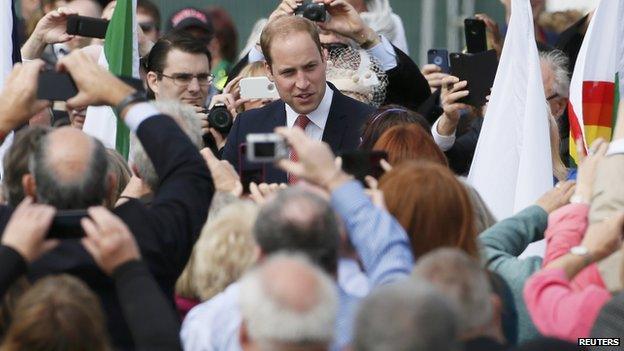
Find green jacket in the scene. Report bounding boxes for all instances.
[478,205,547,343]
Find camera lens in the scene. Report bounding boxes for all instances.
[207,105,233,134]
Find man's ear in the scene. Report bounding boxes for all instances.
[131,164,142,179]
[264,62,274,82]
[106,172,118,203]
[146,71,160,96]
[22,174,37,200]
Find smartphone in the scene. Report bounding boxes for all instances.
[240,77,280,100]
[67,15,109,39]
[48,210,89,239]
[464,18,487,54]
[37,71,78,101]
[238,143,267,194]
[341,150,388,184]
[427,49,450,73]
[449,50,498,107]
[246,133,288,163]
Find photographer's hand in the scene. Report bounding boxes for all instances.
[437,75,470,136]
[276,127,352,191]
[81,207,141,276]
[268,0,303,23]
[0,60,51,139]
[21,7,78,60]
[1,197,57,263]
[56,51,135,112]
[316,0,380,49]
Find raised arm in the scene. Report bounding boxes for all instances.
[276,126,413,287]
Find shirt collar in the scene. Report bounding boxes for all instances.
[285,83,334,130]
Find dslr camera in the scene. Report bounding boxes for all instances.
[295,0,327,22]
[207,103,233,135]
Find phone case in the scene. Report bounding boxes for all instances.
[239,77,280,99]
[464,19,487,54]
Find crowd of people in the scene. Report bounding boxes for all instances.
[0,0,620,350]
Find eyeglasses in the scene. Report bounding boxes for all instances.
[139,22,157,32]
[159,72,214,87]
[546,93,560,101]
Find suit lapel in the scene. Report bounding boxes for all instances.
[322,86,348,152]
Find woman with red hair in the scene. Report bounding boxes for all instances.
[373,124,447,167]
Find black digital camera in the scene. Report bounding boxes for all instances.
[295,0,327,22]
[207,103,233,135]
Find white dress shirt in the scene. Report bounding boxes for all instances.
[285,84,334,141]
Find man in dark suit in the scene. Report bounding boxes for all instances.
[222,13,375,184]
[225,0,430,113]
[0,53,213,349]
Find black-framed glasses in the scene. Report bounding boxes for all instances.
[546,93,560,101]
[159,72,214,87]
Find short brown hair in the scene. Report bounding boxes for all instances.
[373,124,447,167]
[1,275,110,351]
[379,161,478,259]
[260,16,323,67]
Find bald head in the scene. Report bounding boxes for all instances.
[239,254,337,351]
[29,128,109,209]
[46,128,95,183]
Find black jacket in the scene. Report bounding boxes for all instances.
[222,83,375,183]
[0,115,214,349]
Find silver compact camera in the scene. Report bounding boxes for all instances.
[246,133,289,162]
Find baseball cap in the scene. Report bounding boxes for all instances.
[167,7,214,35]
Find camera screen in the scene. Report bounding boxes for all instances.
[254,142,276,157]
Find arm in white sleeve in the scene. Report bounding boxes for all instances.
[366,35,398,71]
[431,116,457,152]
[124,102,161,133]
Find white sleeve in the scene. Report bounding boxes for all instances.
[124,102,161,132]
[248,46,265,63]
[431,117,457,152]
[367,35,398,71]
[607,139,624,155]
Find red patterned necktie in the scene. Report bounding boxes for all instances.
[288,115,311,184]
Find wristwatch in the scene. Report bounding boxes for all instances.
[114,91,147,117]
[570,193,589,204]
[569,245,593,265]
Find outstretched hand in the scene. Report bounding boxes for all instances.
[1,197,57,263]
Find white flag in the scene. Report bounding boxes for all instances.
[0,0,13,88]
[467,0,553,221]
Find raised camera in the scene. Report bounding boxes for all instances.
[246,133,289,163]
[295,0,327,22]
[207,103,233,135]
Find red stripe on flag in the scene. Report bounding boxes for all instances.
[583,102,615,127]
[568,103,586,152]
[582,81,616,104]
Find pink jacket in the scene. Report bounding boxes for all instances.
[524,203,611,341]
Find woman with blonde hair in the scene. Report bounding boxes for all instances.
[175,200,259,317]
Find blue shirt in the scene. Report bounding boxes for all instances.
[180,180,414,350]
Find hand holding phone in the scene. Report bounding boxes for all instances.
[427,49,450,74]
[246,133,289,163]
[37,70,79,101]
[66,15,109,39]
[449,50,498,107]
